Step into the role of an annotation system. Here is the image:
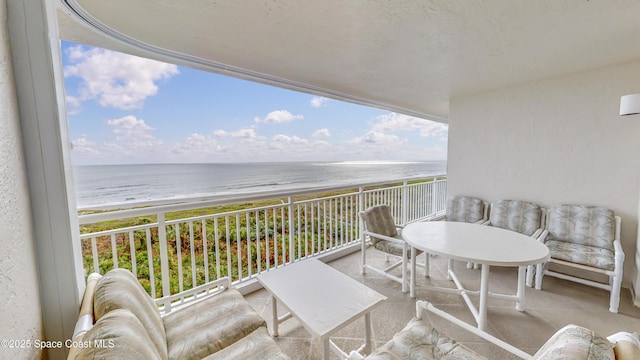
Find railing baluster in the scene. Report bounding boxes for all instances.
[145,228,155,299]
[110,234,118,269]
[246,212,252,278]
[176,224,183,293]
[264,209,270,271]
[256,210,262,274]
[189,221,196,289]
[214,217,221,280]
[288,196,294,264]
[91,236,99,273]
[128,230,136,276]
[272,208,278,267]
[225,216,231,279]
[202,219,209,283]
[236,213,242,281]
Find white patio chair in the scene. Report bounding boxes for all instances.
[442,195,489,269]
[535,204,624,313]
[482,199,546,285]
[359,204,426,293]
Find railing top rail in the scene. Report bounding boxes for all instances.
[78,174,446,224]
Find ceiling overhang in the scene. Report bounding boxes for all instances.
[57,1,640,123]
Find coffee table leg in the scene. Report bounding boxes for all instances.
[363,313,373,354]
[271,295,279,337]
[478,264,490,331]
[516,266,526,312]
[322,339,330,360]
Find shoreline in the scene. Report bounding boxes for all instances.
[77,174,446,213]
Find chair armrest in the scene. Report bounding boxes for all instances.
[536,229,549,243]
[531,228,543,239]
[614,240,625,266]
[71,273,102,340]
[362,230,406,245]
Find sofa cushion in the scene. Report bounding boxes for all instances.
[366,317,487,360]
[202,327,290,360]
[446,196,485,223]
[361,205,398,245]
[74,309,163,360]
[533,324,614,360]
[93,268,168,360]
[547,205,616,250]
[163,287,266,360]
[489,200,542,236]
[546,240,615,271]
[374,239,423,258]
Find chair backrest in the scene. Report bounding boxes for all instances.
[360,204,398,245]
[445,196,486,223]
[489,199,543,236]
[546,204,616,250]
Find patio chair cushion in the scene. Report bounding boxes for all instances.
[202,327,290,360]
[446,196,485,223]
[547,205,616,250]
[361,204,398,245]
[93,268,168,360]
[545,240,615,271]
[365,317,487,360]
[374,237,423,258]
[533,324,614,360]
[489,200,542,236]
[75,308,163,360]
[163,287,266,360]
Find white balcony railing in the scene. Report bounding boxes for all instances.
[77,176,447,305]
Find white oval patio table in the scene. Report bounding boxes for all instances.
[403,221,550,331]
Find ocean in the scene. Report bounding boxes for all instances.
[73,161,446,210]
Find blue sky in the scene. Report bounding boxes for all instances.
[62,41,448,165]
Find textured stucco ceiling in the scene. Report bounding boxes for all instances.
[57,0,640,122]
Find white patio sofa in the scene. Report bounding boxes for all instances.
[67,268,289,360]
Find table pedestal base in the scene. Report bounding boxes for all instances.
[410,248,526,331]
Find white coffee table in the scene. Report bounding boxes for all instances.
[257,258,387,359]
[403,221,549,331]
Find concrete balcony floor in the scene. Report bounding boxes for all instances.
[244,248,640,359]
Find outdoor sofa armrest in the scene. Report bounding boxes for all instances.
[614,239,625,267]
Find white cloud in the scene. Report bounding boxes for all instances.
[106,115,163,148]
[64,45,179,110]
[214,127,259,139]
[312,128,331,137]
[351,130,407,146]
[310,96,329,108]
[71,135,99,155]
[255,110,304,123]
[172,133,223,155]
[372,113,448,138]
[269,134,308,150]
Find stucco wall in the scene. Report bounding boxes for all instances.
[0,1,44,358]
[447,60,640,291]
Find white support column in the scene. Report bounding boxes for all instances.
[7,0,84,358]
